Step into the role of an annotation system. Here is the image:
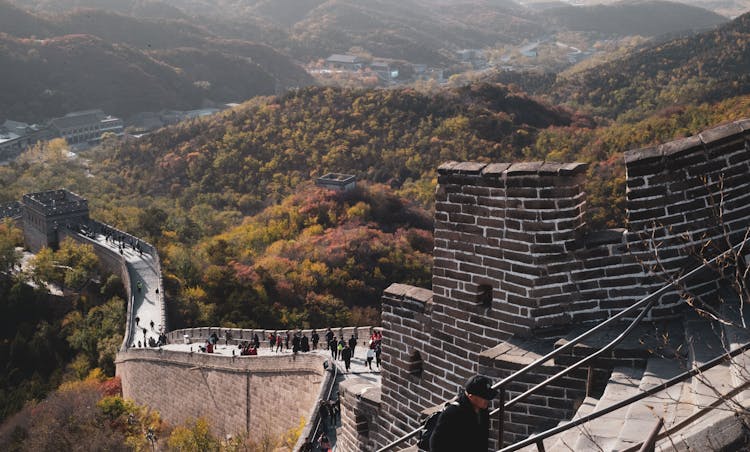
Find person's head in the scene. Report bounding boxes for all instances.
[464,375,497,413]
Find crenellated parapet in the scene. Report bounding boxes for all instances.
[625,119,750,312]
[433,161,588,339]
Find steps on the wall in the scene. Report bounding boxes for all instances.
[570,367,645,451]
[608,358,685,451]
[510,306,750,452]
[544,396,597,451]
[656,302,750,451]
[721,301,750,405]
[684,313,733,414]
[518,396,598,452]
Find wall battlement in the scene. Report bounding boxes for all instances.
[0,201,21,220]
[369,119,750,451]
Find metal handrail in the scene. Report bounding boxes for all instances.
[376,238,747,452]
[500,338,750,451]
[300,360,339,451]
[376,257,710,451]
[637,417,663,452]
[495,293,656,414]
[375,289,661,452]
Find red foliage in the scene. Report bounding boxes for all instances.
[99,377,122,397]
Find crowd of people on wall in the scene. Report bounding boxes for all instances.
[131,316,167,349]
[187,328,384,370]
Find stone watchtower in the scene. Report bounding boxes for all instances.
[21,189,89,252]
[431,161,589,339]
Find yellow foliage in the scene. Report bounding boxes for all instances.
[167,417,220,452]
[346,201,370,220]
[85,367,107,383]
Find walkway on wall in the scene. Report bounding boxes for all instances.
[83,232,165,348]
[162,340,382,377]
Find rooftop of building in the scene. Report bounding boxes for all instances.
[22,189,88,214]
[50,110,107,129]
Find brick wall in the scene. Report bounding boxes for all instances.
[478,341,587,447]
[624,119,750,314]
[115,349,326,440]
[433,161,588,339]
[378,283,434,448]
[338,378,383,451]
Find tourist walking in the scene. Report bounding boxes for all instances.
[318,432,331,452]
[366,347,375,370]
[311,329,319,350]
[337,338,345,360]
[325,328,334,347]
[375,341,382,368]
[429,375,497,452]
[330,337,338,360]
[341,344,352,372]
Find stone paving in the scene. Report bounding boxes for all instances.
[86,233,165,348]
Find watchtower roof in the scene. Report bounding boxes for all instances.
[22,189,88,216]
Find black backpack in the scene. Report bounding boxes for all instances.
[417,401,459,451]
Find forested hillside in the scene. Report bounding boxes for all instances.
[162,183,434,329]
[102,84,575,214]
[0,224,127,423]
[547,11,750,120]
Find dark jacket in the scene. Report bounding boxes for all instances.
[429,391,490,452]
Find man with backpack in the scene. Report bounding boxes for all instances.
[427,375,497,452]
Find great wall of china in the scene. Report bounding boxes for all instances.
[3,118,750,451]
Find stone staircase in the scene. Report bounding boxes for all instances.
[527,310,750,452]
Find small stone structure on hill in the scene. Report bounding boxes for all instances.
[339,119,750,451]
[316,172,357,192]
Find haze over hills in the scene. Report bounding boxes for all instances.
[9,0,729,64]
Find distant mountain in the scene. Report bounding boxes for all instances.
[9,0,731,66]
[103,84,576,214]
[547,11,750,120]
[0,34,201,121]
[150,47,276,102]
[11,0,190,20]
[55,8,211,48]
[0,4,312,121]
[0,0,58,37]
[542,0,727,37]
